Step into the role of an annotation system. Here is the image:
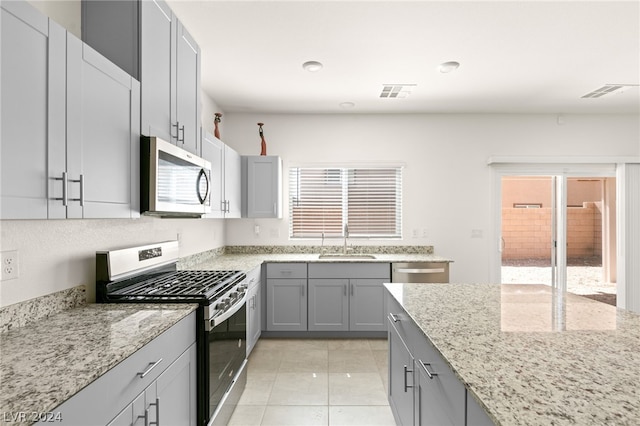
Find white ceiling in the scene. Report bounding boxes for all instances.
[167,1,640,114]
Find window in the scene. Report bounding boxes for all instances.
[289,166,402,238]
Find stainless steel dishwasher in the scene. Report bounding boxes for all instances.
[391,262,450,283]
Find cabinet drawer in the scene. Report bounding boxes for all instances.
[49,312,196,425]
[308,262,390,279]
[266,263,307,279]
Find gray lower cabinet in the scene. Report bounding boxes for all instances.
[108,343,197,426]
[465,393,495,426]
[40,312,197,426]
[246,266,262,356]
[308,279,350,331]
[1,1,140,220]
[265,263,308,331]
[388,318,415,426]
[308,263,390,332]
[386,290,495,426]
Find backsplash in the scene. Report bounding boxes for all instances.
[0,285,86,333]
[224,245,434,255]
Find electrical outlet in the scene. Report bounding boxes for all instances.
[1,250,19,280]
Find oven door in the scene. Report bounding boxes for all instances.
[207,298,247,426]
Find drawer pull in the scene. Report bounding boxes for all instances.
[389,313,400,322]
[137,358,163,378]
[419,360,438,379]
[403,365,413,392]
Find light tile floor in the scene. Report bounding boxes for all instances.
[229,338,396,426]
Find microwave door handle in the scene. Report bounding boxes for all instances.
[196,168,210,205]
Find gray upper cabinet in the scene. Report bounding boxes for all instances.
[82,0,202,155]
[242,156,282,218]
[1,2,64,219]
[174,19,201,155]
[201,130,241,218]
[1,1,140,220]
[201,130,224,218]
[139,0,174,143]
[65,38,141,219]
[224,145,242,218]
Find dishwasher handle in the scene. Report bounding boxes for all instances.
[394,268,445,274]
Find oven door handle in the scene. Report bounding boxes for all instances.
[211,292,247,329]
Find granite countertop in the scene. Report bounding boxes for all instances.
[0,303,197,425]
[183,252,452,273]
[385,283,640,425]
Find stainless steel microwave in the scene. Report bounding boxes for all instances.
[141,136,211,217]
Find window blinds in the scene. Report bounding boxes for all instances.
[289,167,402,238]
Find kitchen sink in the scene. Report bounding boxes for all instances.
[318,253,377,259]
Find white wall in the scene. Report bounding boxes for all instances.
[27,0,80,38]
[220,113,640,284]
[0,217,225,307]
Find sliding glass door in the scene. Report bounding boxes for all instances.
[495,166,617,306]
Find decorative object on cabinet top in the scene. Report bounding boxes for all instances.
[258,122,267,155]
[214,113,222,139]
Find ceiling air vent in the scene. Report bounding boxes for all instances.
[581,84,639,98]
[380,84,416,98]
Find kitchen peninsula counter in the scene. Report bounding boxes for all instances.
[385,283,640,425]
[0,303,197,425]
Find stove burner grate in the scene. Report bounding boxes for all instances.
[109,270,244,300]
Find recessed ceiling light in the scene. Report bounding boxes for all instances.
[439,61,460,73]
[302,61,323,72]
[339,102,355,109]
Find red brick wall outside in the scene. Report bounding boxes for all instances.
[502,202,602,260]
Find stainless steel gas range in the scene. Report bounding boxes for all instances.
[96,241,247,426]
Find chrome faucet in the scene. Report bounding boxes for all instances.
[321,232,326,254]
[343,223,349,254]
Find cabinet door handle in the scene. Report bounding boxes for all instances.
[300,284,305,297]
[389,313,400,322]
[344,284,347,296]
[226,200,230,212]
[53,172,68,206]
[137,409,148,426]
[69,174,84,206]
[403,365,413,392]
[137,358,163,378]
[418,360,438,379]
[172,122,179,141]
[351,283,354,296]
[179,125,185,143]
[149,398,160,426]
